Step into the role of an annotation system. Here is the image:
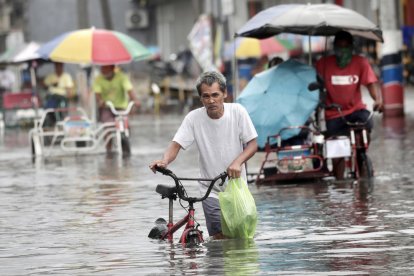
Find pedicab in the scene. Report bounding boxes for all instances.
[235,3,383,184]
[29,101,134,157]
[238,59,330,184]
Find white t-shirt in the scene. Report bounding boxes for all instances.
[173,103,258,198]
[0,69,16,91]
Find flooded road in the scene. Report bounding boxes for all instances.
[1,97,414,275]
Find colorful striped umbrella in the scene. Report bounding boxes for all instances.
[38,28,151,65]
[224,37,286,60]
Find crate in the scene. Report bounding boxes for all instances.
[2,92,38,127]
[2,92,34,110]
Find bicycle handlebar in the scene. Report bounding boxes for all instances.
[106,101,134,116]
[155,166,228,203]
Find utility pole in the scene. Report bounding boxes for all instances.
[77,0,89,29]
[100,0,113,30]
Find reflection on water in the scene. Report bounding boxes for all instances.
[1,114,414,275]
[382,115,406,138]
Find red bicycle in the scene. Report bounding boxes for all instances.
[148,166,227,246]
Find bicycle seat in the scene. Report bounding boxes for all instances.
[156,184,177,199]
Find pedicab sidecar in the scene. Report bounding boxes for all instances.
[29,101,134,158]
[237,59,332,184]
[254,125,331,184]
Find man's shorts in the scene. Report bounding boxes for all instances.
[99,107,115,123]
[326,109,373,137]
[202,197,222,236]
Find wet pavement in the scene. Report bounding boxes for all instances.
[1,88,414,275]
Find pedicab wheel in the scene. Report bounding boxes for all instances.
[357,152,374,179]
[31,137,35,156]
[121,133,131,155]
[31,134,42,157]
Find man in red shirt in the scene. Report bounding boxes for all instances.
[315,31,383,179]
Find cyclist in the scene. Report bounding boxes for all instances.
[149,71,258,240]
[92,64,140,152]
[315,31,383,180]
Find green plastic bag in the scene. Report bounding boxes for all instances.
[219,178,257,239]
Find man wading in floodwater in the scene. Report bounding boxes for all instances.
[149,71,258,239]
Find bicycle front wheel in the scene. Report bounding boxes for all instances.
[31,133,42,157]
[184,229,203,247]
[357,152,374,179]
[121,133,131,155]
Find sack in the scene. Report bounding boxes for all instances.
[219,178,257,239]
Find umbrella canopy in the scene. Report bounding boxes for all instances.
[236,3,383,42]
[38,28,151,65]
[276,37,297,51]
[0,48,16,64]
[0,42,42,64]
[237,59,319,148]
[224,36,286,60]
[13,42,42,63]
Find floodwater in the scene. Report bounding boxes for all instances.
[1,102,414,275]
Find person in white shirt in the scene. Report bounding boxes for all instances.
[0,64,16,92]
[149,71,258,239]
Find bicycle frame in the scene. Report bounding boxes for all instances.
[328,104,374,179]
[348,125,370,179]
[152,167,227,246]
[106,101,134,155]
[162,201,203,245]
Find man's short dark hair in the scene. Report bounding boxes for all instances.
[195,71,226,96]
[334,31,353,46]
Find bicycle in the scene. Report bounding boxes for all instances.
[325,104,374,180]
[148,166,228,246]
[106,101,134,155]
[308,80,375,180]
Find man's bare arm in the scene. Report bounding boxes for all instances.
[128,90,141,108]
[367,83,383,112]
[149,141,182,172]
[227,138,258,178]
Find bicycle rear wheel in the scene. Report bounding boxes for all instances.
[148,217,168,239]
[357,152,373,179]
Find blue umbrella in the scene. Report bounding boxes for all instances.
[237,59,319,148]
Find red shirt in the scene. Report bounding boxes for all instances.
[315,55,378,120]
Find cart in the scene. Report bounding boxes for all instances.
[255,125,331,184]
[29,102,134,158]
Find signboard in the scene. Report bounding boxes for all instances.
[187,14,216,71]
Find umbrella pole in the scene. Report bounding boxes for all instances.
[232,36,239,102]
[30,65,39,119]
[90,65,97,125]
